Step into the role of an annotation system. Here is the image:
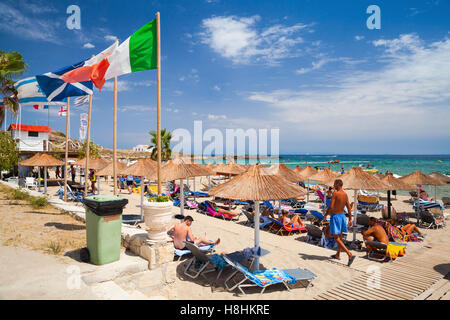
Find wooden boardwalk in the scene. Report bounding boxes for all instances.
[315,245,450,300]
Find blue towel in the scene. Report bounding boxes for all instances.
[209,254,228,270]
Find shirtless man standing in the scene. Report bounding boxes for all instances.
[362,217,389,244]
[168,216,220,250]
[323,179,355,266]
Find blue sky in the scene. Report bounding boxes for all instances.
[1,0,450,154]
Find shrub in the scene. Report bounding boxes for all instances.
[148,195,170,202]
[11,188,29,200]
[28,196,48,209]
[47,241,64,255]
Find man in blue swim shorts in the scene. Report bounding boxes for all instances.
[323,179,355,267]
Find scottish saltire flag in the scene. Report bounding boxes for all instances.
[36,62,93,101]
[14,77,66,106]
[74,95,89,107]
[32,105,49,110]
[58,106,67,116]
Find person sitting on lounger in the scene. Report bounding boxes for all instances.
[280,210,305,228]
[167,215,220,250]
[205,200,240,217]
[362,217,389,244]
[419,190,435,202]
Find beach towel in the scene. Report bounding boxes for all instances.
[385,243,406,259]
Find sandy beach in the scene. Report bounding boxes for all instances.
[29,174,450,300]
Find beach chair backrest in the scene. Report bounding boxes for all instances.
[305,224,322,238]
[310,210,324,221]
[263,201,274,209]
[365,240,387,249]
[243,210,254,223]
[183,241,210,263]
[316,190,325,201]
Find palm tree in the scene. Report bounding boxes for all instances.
[0,51,27,128]
[148,128,172,161]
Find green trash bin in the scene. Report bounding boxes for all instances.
[83,195,128,265]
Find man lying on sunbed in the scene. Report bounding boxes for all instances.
[362,217,389,244]
[205,200,240,217]
[168,215,220,250]
[280,210,305,228]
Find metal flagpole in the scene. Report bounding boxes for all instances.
[156,12,162,195]
[64,98,70,201]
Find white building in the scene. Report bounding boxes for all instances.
[133,144,152,152]
[8,124,51,152]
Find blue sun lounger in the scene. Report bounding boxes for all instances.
[223,255,316,295]
[174,243,215,261]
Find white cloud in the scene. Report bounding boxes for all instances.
[120,105,156,113]
[105,35,118,42]
[103,80,154,91]
[0,2,60,43]
[83,43,95,49]
[200,15,310,64]
[355,35,365,41]
[247,34,450,140]
[208,114,227,120]
[173,90,183,96]
[296,57,364,75]
[213,85,221,91]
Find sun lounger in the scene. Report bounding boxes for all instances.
[25,177,38,190]
[174,242,215,262]
[267,217,306,236]
[365,240,406,262]
[418,208,446,229]
[305,224,322,245]
[222,255,315,295]
[309,210,330,226]
[242,210,272,229]
[442,197,450,208]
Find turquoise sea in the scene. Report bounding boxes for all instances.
[202,155,450,200]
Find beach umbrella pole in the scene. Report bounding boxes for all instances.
[307,179,310,202]
[352,190,357,242]
[180,179,185,216]
[140,184,144,220]
[44,167,47,195]
[387,190,391,219]
[193,177,196,201]
[38,167,41,192]
[253,200,260,271]
[208,176,211,190]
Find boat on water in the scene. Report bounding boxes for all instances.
[328,160,340,164]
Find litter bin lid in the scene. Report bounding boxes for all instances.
[83,195,128,216]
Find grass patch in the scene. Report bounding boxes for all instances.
[46,241,64,255]
[9,188,30,201]
[28,196,49,209]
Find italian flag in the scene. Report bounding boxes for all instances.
[91,20,157,90]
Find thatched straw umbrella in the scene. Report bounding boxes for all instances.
[380,173,416,219]
[296,166,318,202]
[74,157,110,194]
[20,153,64,194]
[308,168,340,212]
[293,165,303,175]
[265,164,300,183]
[214,160,246,178]
[204,163,217,190]
[209,165,307,270]
[160,158,213,218]
[96,161,128,195]
[399,170,445,203]
[324,167,388,242]
[120,159,157,221]
[429,172,450,184]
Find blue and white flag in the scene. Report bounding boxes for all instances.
[74,95,89,107]
[14,77,66,106]
[36,61,93,101]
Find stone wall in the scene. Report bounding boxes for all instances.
[121,225,177,298]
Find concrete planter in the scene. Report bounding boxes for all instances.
[143,200,173,243]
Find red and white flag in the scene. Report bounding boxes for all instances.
[58,106,67,116]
